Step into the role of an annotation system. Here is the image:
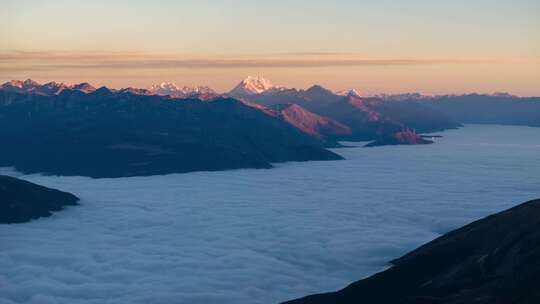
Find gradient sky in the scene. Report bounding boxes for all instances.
[1,0,539,95]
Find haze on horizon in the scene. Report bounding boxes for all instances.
[1,0,539,96]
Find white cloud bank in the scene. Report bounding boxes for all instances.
[0,125,539,304]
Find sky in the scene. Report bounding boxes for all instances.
[1,0,539,95]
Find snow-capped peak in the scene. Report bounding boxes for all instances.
[240,76,275,94]
[148,82,217,99]
[229,76,284,97]
[2,79,40,89]
[150,82,180,94]
[7,80,23,88]
[70,83,96,93]
[336,89,362,98]
[179,85,215,95]
[22,79,40,87]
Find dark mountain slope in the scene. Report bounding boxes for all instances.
[270,104,352,142]
[318,96,406,140]
[0,175,79,223]
[0,90,341,178]
[245,85,344,113]
[285,198,540,304]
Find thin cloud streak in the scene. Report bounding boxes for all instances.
[0,50,157,61]
[0,50,481,71]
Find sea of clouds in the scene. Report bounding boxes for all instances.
[1,125,539,304]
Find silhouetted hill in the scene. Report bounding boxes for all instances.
[0,89,341,178]
[0,175,79,223]
[284,198,540,304]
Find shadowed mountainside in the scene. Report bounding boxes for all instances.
[0,88,341,178]
[284,198,540,304]
[0,175,79,223]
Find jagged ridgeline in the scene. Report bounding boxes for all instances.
[0,85,341,178]
[3,77,536,177]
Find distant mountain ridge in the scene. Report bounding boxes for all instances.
[371,92,540,127]
[1,79,449,145]
[2,77,537,147]
[239,83,459,142]
[3,78,536,101]
[149,82,218,100]
[1,79,96,95]
[422,94,540,127]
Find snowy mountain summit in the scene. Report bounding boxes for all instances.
[0,79,96,95]
[149,82,217,99]
[336,89,362,98]
[149,82,181,95]
[229,76,284,97]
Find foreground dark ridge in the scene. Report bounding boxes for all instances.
[284,198,540,304]
[0,175,79,223]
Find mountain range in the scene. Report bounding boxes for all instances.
[227,77,539,129]
[0,86,341,177]
[1,77,538,177]
[1,79,97,95]
[149,82,218,100]
[3,76,538,134]
[231,81,460,141]
[1,77,460,143]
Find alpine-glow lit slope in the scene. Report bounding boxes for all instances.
[1,125,539,304]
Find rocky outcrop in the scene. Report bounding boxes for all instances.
[365,130,433,147]
[284,198,540,304]
[0,175,79,224]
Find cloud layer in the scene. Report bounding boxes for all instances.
[0,125,539,304]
